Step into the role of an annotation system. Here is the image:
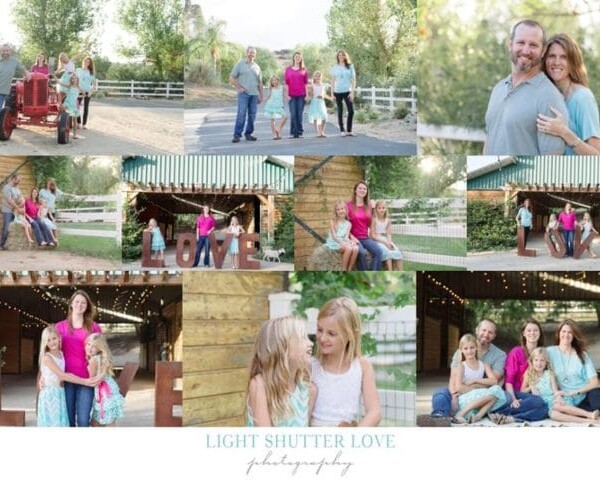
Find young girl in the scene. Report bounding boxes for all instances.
[263,75,287,140]
[307,71,330,137]
[59,73,83,139]
[450,334,505,424]
[310,297,381,426]
[324,200,359,271]
[85,333,125,426]
[246,316,316,426]
[371,200,403,271]
[55,52,78,102]
[37,326,92,427]
[580,212,598,258]
[227,215,245,269]
[144,218,165,261]
[521,347,599,424]
[13,198,35,247]
[546,212,559,252]
[38,199,59,246]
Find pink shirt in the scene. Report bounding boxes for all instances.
[346,201,371,239]
[558,211,576,230]
[504,345,528,391]
[25,198,39,218]
[31,64,49,75]
[55,320,102,377]
[284,67,308,96]
[196,215,215,236]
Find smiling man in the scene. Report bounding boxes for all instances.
[483,20,568,155]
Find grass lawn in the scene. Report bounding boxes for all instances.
[58,222,116,231]
[403,261,466,271]
[57,234,121,260]
[394,234,466,257]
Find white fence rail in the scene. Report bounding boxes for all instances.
[96,80,184,99]
[417,123,486,142]
[55,194,122,245]
[355,85,418,114]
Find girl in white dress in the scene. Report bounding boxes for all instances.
[307,71,330,137]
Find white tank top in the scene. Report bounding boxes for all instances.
[462,360,484,381]
[41,352,65,387]
[310,357,362,425]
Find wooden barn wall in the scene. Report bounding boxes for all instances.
[182,272,286,426]
[0,157,36,198]
[294,156,363,270]
[163,300,183,362]
[0,311,21,374]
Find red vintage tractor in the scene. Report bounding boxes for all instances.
[0,72,71,144]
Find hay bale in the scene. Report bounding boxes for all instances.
[306,244,377,271]
[6,222,30,250]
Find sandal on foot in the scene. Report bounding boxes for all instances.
[451,416,467,425]
[592,410,600,420]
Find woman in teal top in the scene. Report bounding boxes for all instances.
[516,198,533,247]
[330,50,356,136]
[76,57,97,129]
[538,34,600,155]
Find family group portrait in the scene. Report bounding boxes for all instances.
[294,155,465,272]
[183,271,416,427]
[185,0,417,155]
[0,0,183,155]
[416,271,600,427]
[419,0,600,156]
[121,155,294,271]
[467,156,600,270]
[0,270,182,427]
[0,155,122,270]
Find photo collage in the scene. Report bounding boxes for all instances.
[1,0,600,476]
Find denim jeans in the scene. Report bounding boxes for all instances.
[563,229,574,256]
[1,211,14,247]
[288,95,305,136]
[64,382,94,427]
[578,387,600,411]
[356,238,383,271]
[494,391,547,421]
[334,91,354,133]
[233,91,258,138]
[0,93,5,108]
[192,235,211,267]
[29,218,53,245]
[431,387,453,416]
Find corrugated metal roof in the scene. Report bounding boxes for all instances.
[122,155,293,193]
[467,156,600,189]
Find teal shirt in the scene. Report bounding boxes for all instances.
[76,67,95,93]
[331,64,355,93]
[246,381,309,427]
[546,346,597,406]
[517,207,533,227]
[565,86,600,154]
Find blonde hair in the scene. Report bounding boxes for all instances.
[332,200,348,221]
[229,215,239,226]
[457,333,477,362]
[86,333,115,377]
[246,316,310,425]
[524,347,553,387]
[148,218,157,228]
[375,200,389,220]
[316,297,362,365]
[269,75,280,88]
[313,70,322,80]
[39,325,60,368]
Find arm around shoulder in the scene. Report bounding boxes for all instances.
[358,357,380,426]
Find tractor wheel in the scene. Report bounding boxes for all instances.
[57,111,70,144]
[0,107,14,141]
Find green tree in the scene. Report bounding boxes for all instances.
[11,0,98,64]
[122,201,144,261]
[360,156,419,198]
[29,156,72,190]
[326,0,416,85]
[466,299,536,342]
[119,0,184,81]
[273,198,294,261]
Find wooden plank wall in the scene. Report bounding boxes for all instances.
[0,157,36,198]
[163,300,183,362]
[0,311,21,374]
[294,156,363,270]
[183,272,286,426]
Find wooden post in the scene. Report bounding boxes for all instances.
[175,233,196,268]
[545,227,567,258]
[155,361,182,427]
[517,226,536,257]
[141,230,164,268]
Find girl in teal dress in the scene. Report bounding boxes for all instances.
[145,218,165,261]
[246,316,316,426]
[59,72,83,139]
[521,347,599,424]
[307,71,330,137]
[37,326,92,427]
[85,333,125,426]
[263,75,287,140]
[227,215,244,269]
[325,200,359,271]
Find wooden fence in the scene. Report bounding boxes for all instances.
[417,123,486,142]
[55,194,122,245]
[355,85,418,114]
[96,80,184,99]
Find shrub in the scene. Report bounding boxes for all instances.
[394,104,410,119]
[467,200,516,252]
[368,110,379,120]
[355,110,368,123]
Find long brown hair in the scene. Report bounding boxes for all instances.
[520,319,545,349]
[291,51,305,71]
[336,49,352,69]
[542,33,588,87]
[66,290,97,333]
[350,180,370,211]
[555,319,587,362]
[82,56,95,75]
